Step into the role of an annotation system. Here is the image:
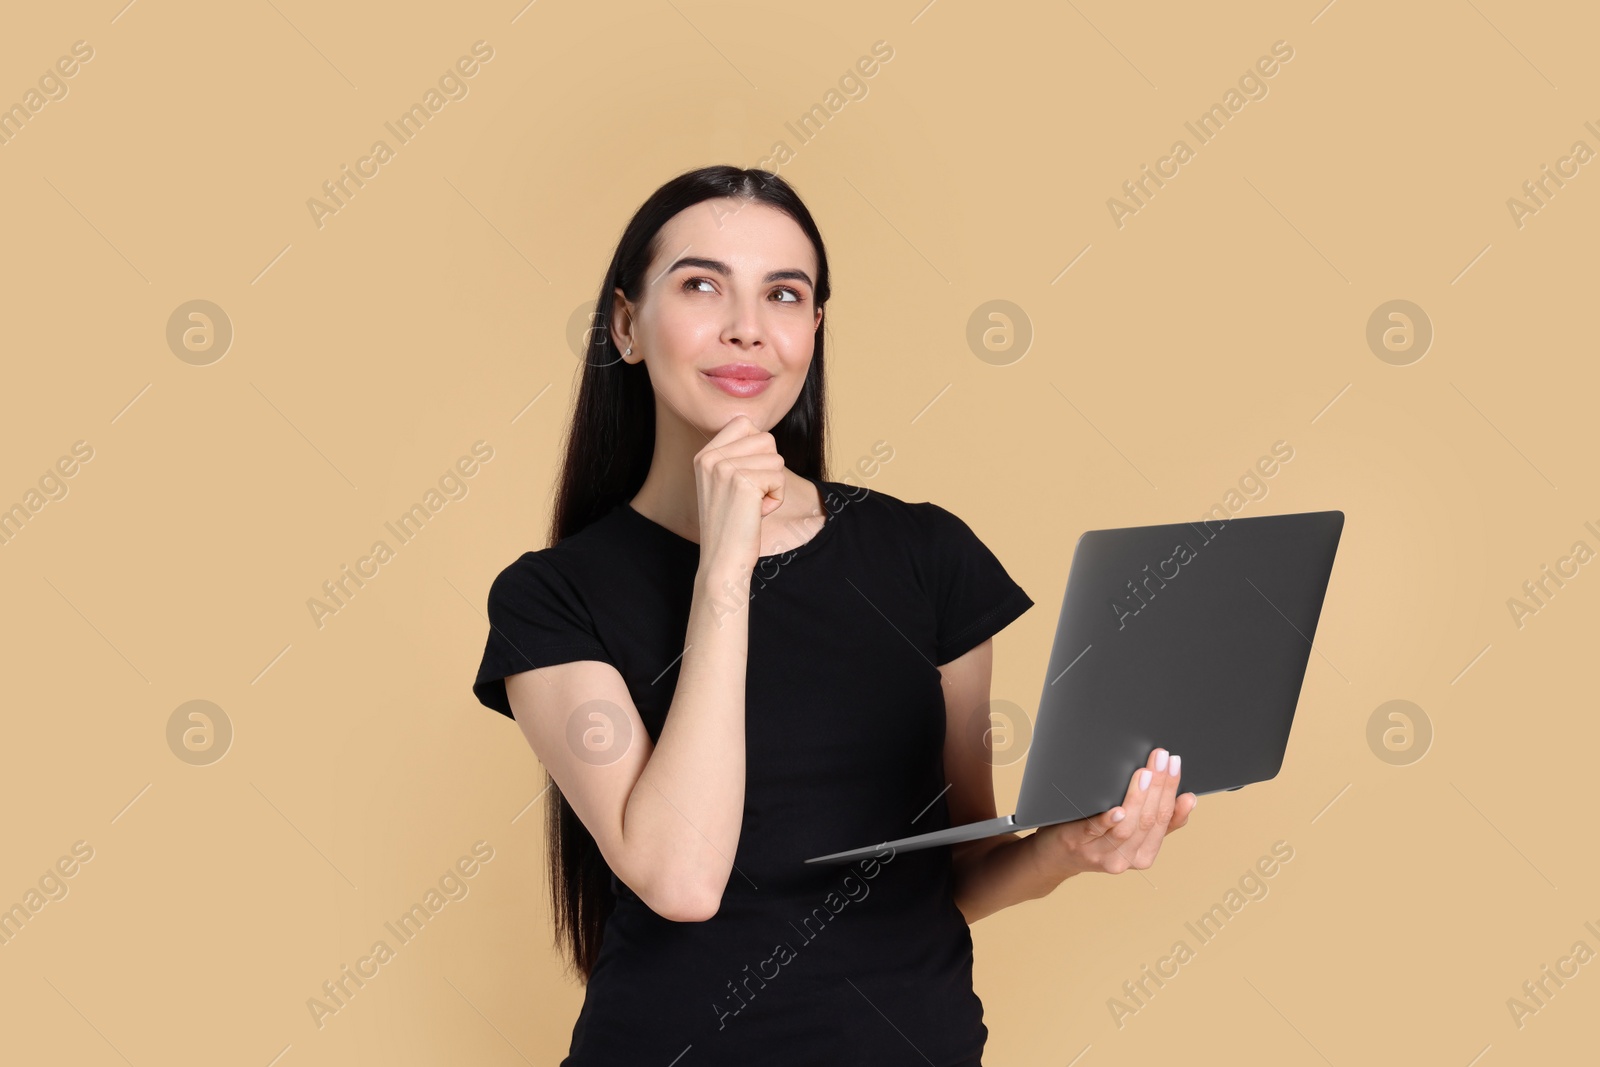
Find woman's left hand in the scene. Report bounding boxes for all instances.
[1030,747,1197,879]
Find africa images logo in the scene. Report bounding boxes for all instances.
[1110,519,1227,630]
[709,846,897,1034]
[1112,440,1294,629]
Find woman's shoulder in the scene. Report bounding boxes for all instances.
[486,506,632,594]
[824,479,964,537]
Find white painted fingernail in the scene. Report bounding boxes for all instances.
[1112,808,1125,822]
[1170,754,1181,776]
[1155,750,1169,772]
[1139,769,1152,791]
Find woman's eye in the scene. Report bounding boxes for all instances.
[680,277,803,303]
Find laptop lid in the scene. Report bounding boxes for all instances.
[1012,509,1345,827]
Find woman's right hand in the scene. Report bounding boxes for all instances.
[694,414,787,575]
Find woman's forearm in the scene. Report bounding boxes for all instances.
[622,562,751,918]
[951,832,1072,925]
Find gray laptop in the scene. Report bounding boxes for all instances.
[804,509,1345,865]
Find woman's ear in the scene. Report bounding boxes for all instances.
[611,288,637,362]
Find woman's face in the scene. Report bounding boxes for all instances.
[613,198,823,436]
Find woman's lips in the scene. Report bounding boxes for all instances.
[702,371,772,397]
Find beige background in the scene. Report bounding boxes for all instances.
[2,0,1595,1063]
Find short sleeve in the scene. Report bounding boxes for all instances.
[472,552,614,718]
[921,502,1035,666]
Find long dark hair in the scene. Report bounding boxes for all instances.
[543,165,832,982]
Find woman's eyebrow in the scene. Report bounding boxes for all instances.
[667,255,813,289]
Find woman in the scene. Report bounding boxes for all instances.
[472,165,1198,1066]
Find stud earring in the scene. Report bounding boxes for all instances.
[623,344,632,357]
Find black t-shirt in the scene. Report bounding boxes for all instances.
[472,475,1034,1067]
